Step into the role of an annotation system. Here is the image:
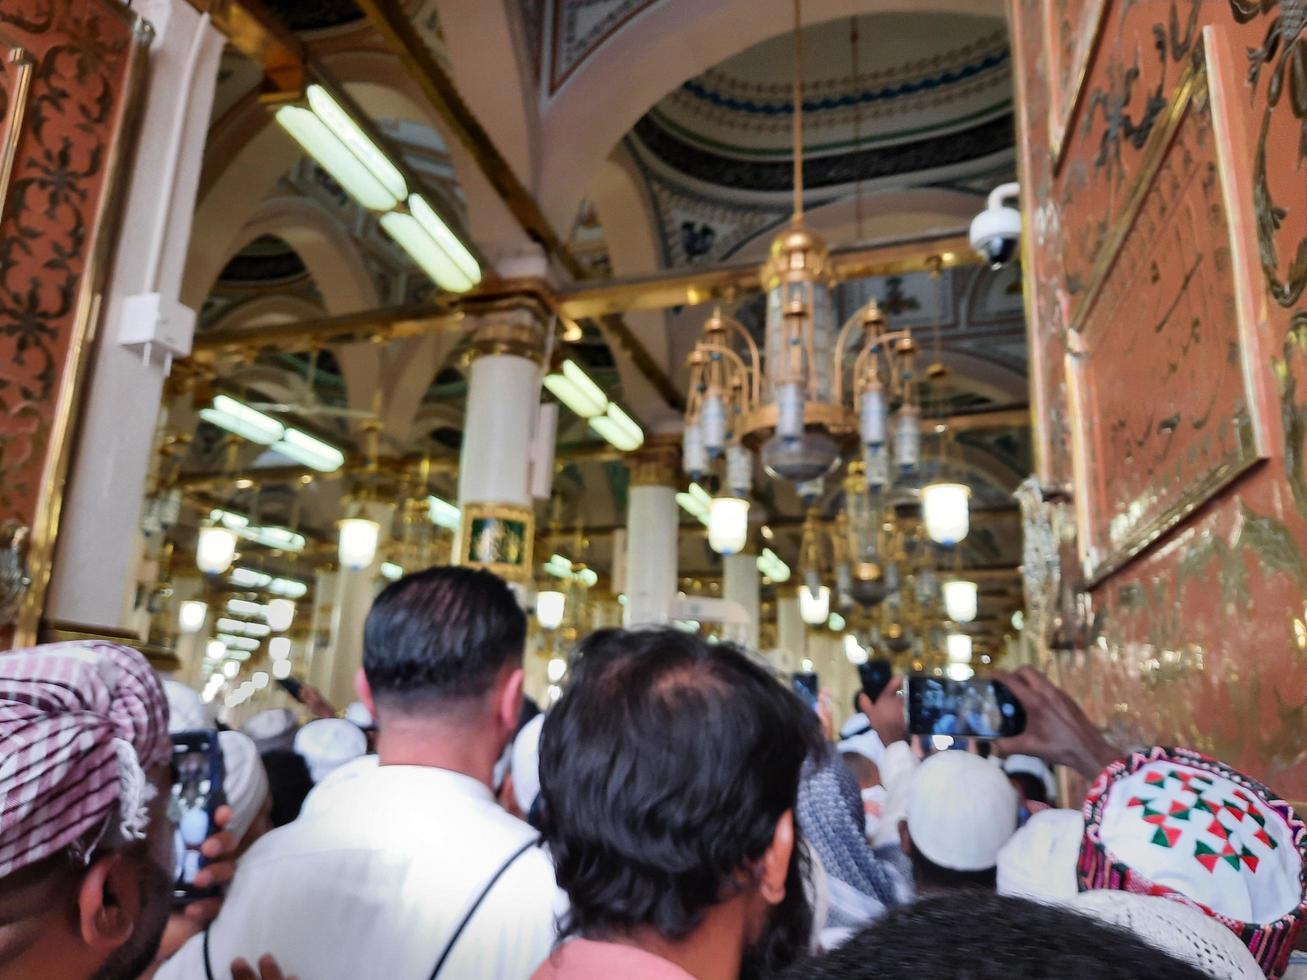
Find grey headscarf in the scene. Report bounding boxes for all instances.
[797,753,912,930]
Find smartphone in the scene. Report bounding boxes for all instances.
[276,675,304,701]
[169,731,226,904]
[905,676,1026,740]
[791,672,819,712]
[857,659,893,703]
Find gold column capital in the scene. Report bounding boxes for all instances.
[628,438,681,487]
[462,296,551,365]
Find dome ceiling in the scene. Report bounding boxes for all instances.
[619,11,1015,267]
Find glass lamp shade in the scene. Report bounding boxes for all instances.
[265,598,296,633]
[946,632,973,664]
[682,421,708,477]
[536,590,566,630]
[922,482,971,545]
[701,393,727,457]
[843,633,869,665]
[798,584,831,625]
[196,526,238,575]
[860,387,888,446]
[707,496,750,555]
[205,639,227,661]
[268,636,292,660]
[547,657,567,683]
[178,600,208,635]
[942,580,978,623]
[338,518,380,570]
[945,662,975,682]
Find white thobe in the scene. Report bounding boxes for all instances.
[157,757,565,979]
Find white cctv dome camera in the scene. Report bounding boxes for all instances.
[969,182,1021,269]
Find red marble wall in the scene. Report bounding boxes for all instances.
[1011,0,1307,801]
[0,0,148,643]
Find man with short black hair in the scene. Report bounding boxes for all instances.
[782,893,1209,979]
[532,628,822,980]
[159,566,563,979]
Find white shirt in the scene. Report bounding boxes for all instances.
[871,740,918,849]
[158,756,565,979]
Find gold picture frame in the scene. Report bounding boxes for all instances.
[1043,0,1109,171]
[1065,28,1273,584]
[456,503,535,584]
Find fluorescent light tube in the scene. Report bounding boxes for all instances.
[409,194,480,285]
[198,395,284,445]
[379,211,475,293]
[543,372,606,419]
[268,577,308,599]
[588,414,641,451]
[275,106,399,212]
[562,361,608,416]
[604,403,643,448]
[273,428,345,472]
[306,84,408,203]
[427,495,461,530]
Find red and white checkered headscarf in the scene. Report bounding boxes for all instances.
[0,641,170,879]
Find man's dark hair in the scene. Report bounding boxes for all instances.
[908,844,998,891]
[783,893,1208,979]
[1009,771,1051,805]
[261,749,315,827]
[539,628,822,973]
[363,566,526,706]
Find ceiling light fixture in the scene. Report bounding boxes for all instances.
[942,579,978,624]
[427,495,461,530]
[178,600,208,634]
[798,584,831,626]
[198,395,284,445]
[196,525,238,575]
[275,83,482,295]
[272,427,345,473]
[707,495,750,556]
[338,517,380,570]
[536,590,566,630]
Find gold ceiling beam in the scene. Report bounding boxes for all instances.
[558,231,978,319]
[186,0,304,94]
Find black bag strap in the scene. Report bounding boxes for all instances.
[202,923,216,980]
[429,835,540,980]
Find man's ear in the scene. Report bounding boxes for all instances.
[355,668,374,715]
[898,819,913,858]
[77,853,139,950]
[856,692,874,717]
[759,810,795,905]
[497,666,525,734]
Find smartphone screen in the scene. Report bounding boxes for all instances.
[791,672,819,712]
[857,659,893,703]
[905,676,1026,739]
[169,732,225,902]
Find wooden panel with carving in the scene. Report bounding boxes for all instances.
[1067,30,1272,581]
[1010,0,1307,799]
[0,0,150,644]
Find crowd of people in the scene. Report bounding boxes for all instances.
[1,564,1305,979]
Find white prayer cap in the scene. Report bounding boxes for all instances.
[837,728,886,768]
[512,713,545,815]
[164,679,215,733]
[996,807,1084,902]
[839,711,871,740]
[908,749,1018,871]
[218,730,269,843]
[1004,753,1057,802]
[294,717,367,784]
[1073,890,1263,979]
[241,707,297,745]
[344,701,374,730]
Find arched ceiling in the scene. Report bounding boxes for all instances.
[172,0,1031,624]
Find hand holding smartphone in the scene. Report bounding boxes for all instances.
[791,671,820,712]
[905,675,1026,740]
[169,731,226,904]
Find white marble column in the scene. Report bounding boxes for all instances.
[324,503,392,707]
[776,593,806,675]
[306,569,338,693]
[46,0,224,632]
[624,443,680,627]
[723,552,760,650]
